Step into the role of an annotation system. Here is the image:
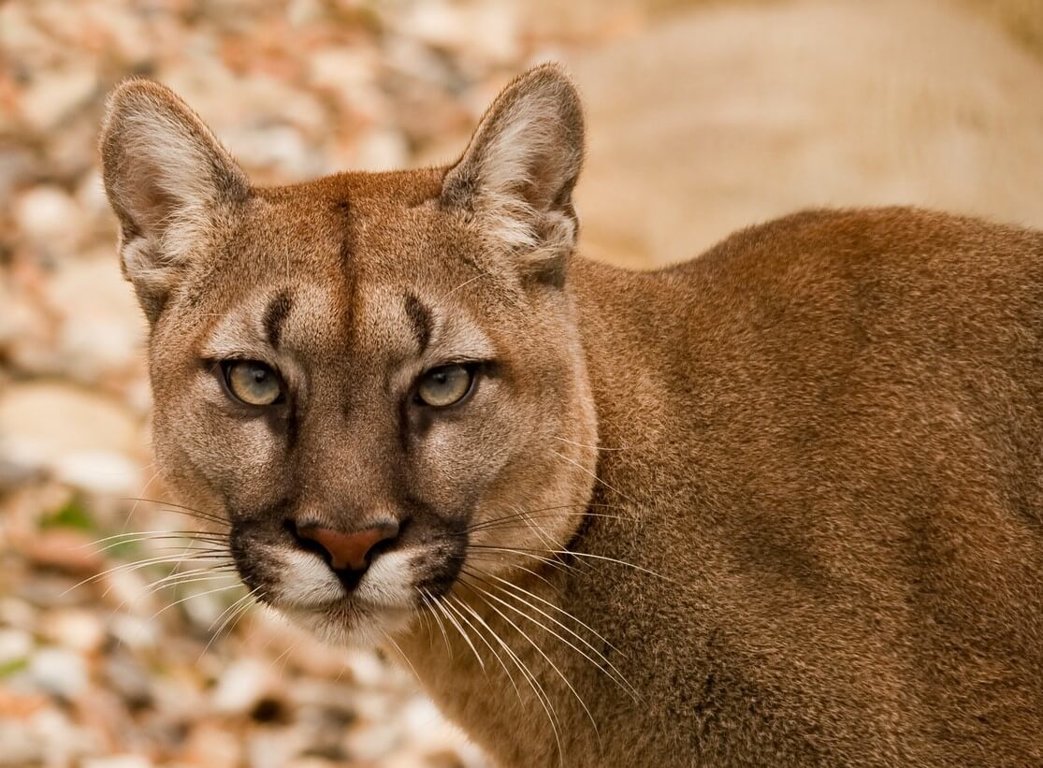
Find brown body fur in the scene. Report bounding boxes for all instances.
[403,209,1043,767]
[100,67,1043,766]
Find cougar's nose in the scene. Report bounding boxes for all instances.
[294,521,400,574]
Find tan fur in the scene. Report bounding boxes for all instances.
[101,65,1043,766]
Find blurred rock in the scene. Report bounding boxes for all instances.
[20,528,106,575]
[344,720,402,762]
[353,127,411,172]
[307,48,383,116]
[346,649,390,688]
[0,628,33,665]
[178,721,243,766]
[245,727,309,768]
[0,381,142,492]
[0,598,38,632]
[53,451,141,497]
[29,647,90,699]
[107,612,158,650]
[395,0,520,66]
[28,706,100,765]
[14,185,86,253]
[19,69,98,132]
[0,720,47,766]
[0,280,52,379]
[101,649,154,709]
[211,658,276,715]
[39,608,106,654]
[226,123,318,179]
[44,254,146,386]
[82,756,153,768]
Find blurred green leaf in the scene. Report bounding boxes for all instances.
[40,496,95,531]
[0,657,28,678]
[104,536,142,559]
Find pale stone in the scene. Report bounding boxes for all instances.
[179,576,244,631]
[0,281,51,377]
[354,128,410,172]
[210,659,273,714]
[0,598,37,632]
[179,722,243,767]
[245,728,307,768]
[76,169,114,221]
[0,382,141,474]
[45,255,146,383]
[29,648,89,699]
[20,69,98,132]
[108,613,158,651]
[345,649,388,688]
[30,706,99,764]
[227,124,319,179]
[82,756,153,768]
[307,48,383,116]
[53,451,141,497]
[100,571,154,616]
[86,2,153,65]
[15,185,85,249]
[398,0,518,64]
[401,694,443,734]
[0,628,33,665]
[103,651,154,709]
[38,608,106,654]
[0,721,45,764]
[344,721,401,761]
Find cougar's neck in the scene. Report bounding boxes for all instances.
[568,256,685,484]
[389,256,684,766]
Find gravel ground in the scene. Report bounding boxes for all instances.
[2,1,1041,766]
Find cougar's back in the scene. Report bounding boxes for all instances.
[568,207,1043,765]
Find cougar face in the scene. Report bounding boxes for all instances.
[102,67,597,645]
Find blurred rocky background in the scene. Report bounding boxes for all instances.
[1,0,1041,766]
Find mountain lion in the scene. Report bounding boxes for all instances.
[100,64,1043,766]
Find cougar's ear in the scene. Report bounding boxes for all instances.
[100,78,249,323]
[441,63,584,283]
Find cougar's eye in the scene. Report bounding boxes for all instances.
[221,361,285,406]
[415,364,475,408]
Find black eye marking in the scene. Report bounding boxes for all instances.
[263,290,293,349]
[404,293,432,353]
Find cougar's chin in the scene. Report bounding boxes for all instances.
[237,541,457,647]
[278,601,417,648]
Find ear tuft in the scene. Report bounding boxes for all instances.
[442,63,585,267]
[100,78,249,321]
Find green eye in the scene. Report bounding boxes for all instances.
[416,364,475,408]
[222,361,285,406]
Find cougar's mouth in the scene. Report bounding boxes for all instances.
[228,516,466,644]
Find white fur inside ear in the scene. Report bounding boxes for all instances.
[120,236,177,302]
[444,66,584,257]
[101,80,248,317]
[476,92,573,250]
[113,108,225,264]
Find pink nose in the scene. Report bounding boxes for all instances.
[295,522,399,572]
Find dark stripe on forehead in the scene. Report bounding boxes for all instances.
[404,293,432,352]
[263,290,293,348]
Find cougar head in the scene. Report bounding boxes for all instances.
[100,65,598,644]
